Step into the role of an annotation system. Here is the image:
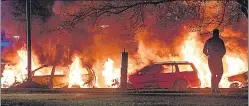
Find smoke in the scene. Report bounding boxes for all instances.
[52,1,63,14]
[1,1,248,88]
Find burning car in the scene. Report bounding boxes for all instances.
[30,66,69,88]
[1,63,96,88]
[31,65,96,88]
[228,71,248,88]
[128,61,201,90]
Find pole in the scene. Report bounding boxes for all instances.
[121,48,128,91]
[26,0,32,81]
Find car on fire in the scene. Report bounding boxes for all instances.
[31,65,96,88]
[128,61,201,90]
[1,64,96,88]
[228,71,248,88]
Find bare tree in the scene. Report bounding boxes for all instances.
[7,0,247,33]
[9,0,54,22]
[57,1,185,31]
[54,0,245,33]
[235,0,248,18]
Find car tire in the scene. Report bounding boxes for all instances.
[229,81,244,88]
[127,82,134,89]
[173,79,189,91]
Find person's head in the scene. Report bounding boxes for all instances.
[213,28,219,38]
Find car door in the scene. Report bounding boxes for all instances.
[135,65,158,88]
[157,64,177,88]
[177,63,200,87]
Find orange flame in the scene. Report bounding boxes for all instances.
[68,56,88,88]
[181,32,211,87]
[1,28,247,89]
[101,58,120,88]
[181,32,247,88]
[1,47,40,88]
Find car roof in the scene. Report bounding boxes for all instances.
[153,61,192,65]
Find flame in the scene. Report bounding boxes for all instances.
[1,65,15,88]
[1,30,247,89]
[1,47,40,88]
[1,47,123,88]
[101,58,120,88]
[1,46,66,88]
[68,56,88,88]
[181,32,211,87]
[225,55,246,76]
[181,32,247,88]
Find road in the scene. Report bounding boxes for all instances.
[1,88,248,106]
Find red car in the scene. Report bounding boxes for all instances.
[128,61,201,90]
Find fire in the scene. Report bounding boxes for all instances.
[68,56,88,88]
[1,31,247,89]
[1,47,40,88]
[225,55,246,76]
[1,46,123,88]
[181,32,211,87]
[1,65,15,88]
[101,58,120,88]
[181,32,247,88]
[219,55,247,88]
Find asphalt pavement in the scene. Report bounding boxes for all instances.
[1,88,248,106]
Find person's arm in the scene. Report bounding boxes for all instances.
[203,40,209,56]
[220,40,226,56]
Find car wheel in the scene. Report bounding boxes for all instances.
[229,81,244,88]
[127,82,134,89]
[174,79,189,91]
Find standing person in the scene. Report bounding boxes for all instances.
[203,28,226,94]
[48,40,64,88]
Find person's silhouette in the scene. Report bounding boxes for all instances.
[203,29,226,94]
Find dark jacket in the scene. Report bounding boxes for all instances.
[203,37,226,59]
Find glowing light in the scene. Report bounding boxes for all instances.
[68,56,88,88]
[1,47,40,88]
[102,58,120,88]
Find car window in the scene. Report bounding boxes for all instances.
[33,66,67,75]
[160,65,176,74]
[140,65,157,75]
[178,64,193,72]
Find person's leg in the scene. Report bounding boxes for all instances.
[215,71,223,94]
[214,73,219,93]
[211,73,216,93]
[215,59,224,94]
[208,58,216,93]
